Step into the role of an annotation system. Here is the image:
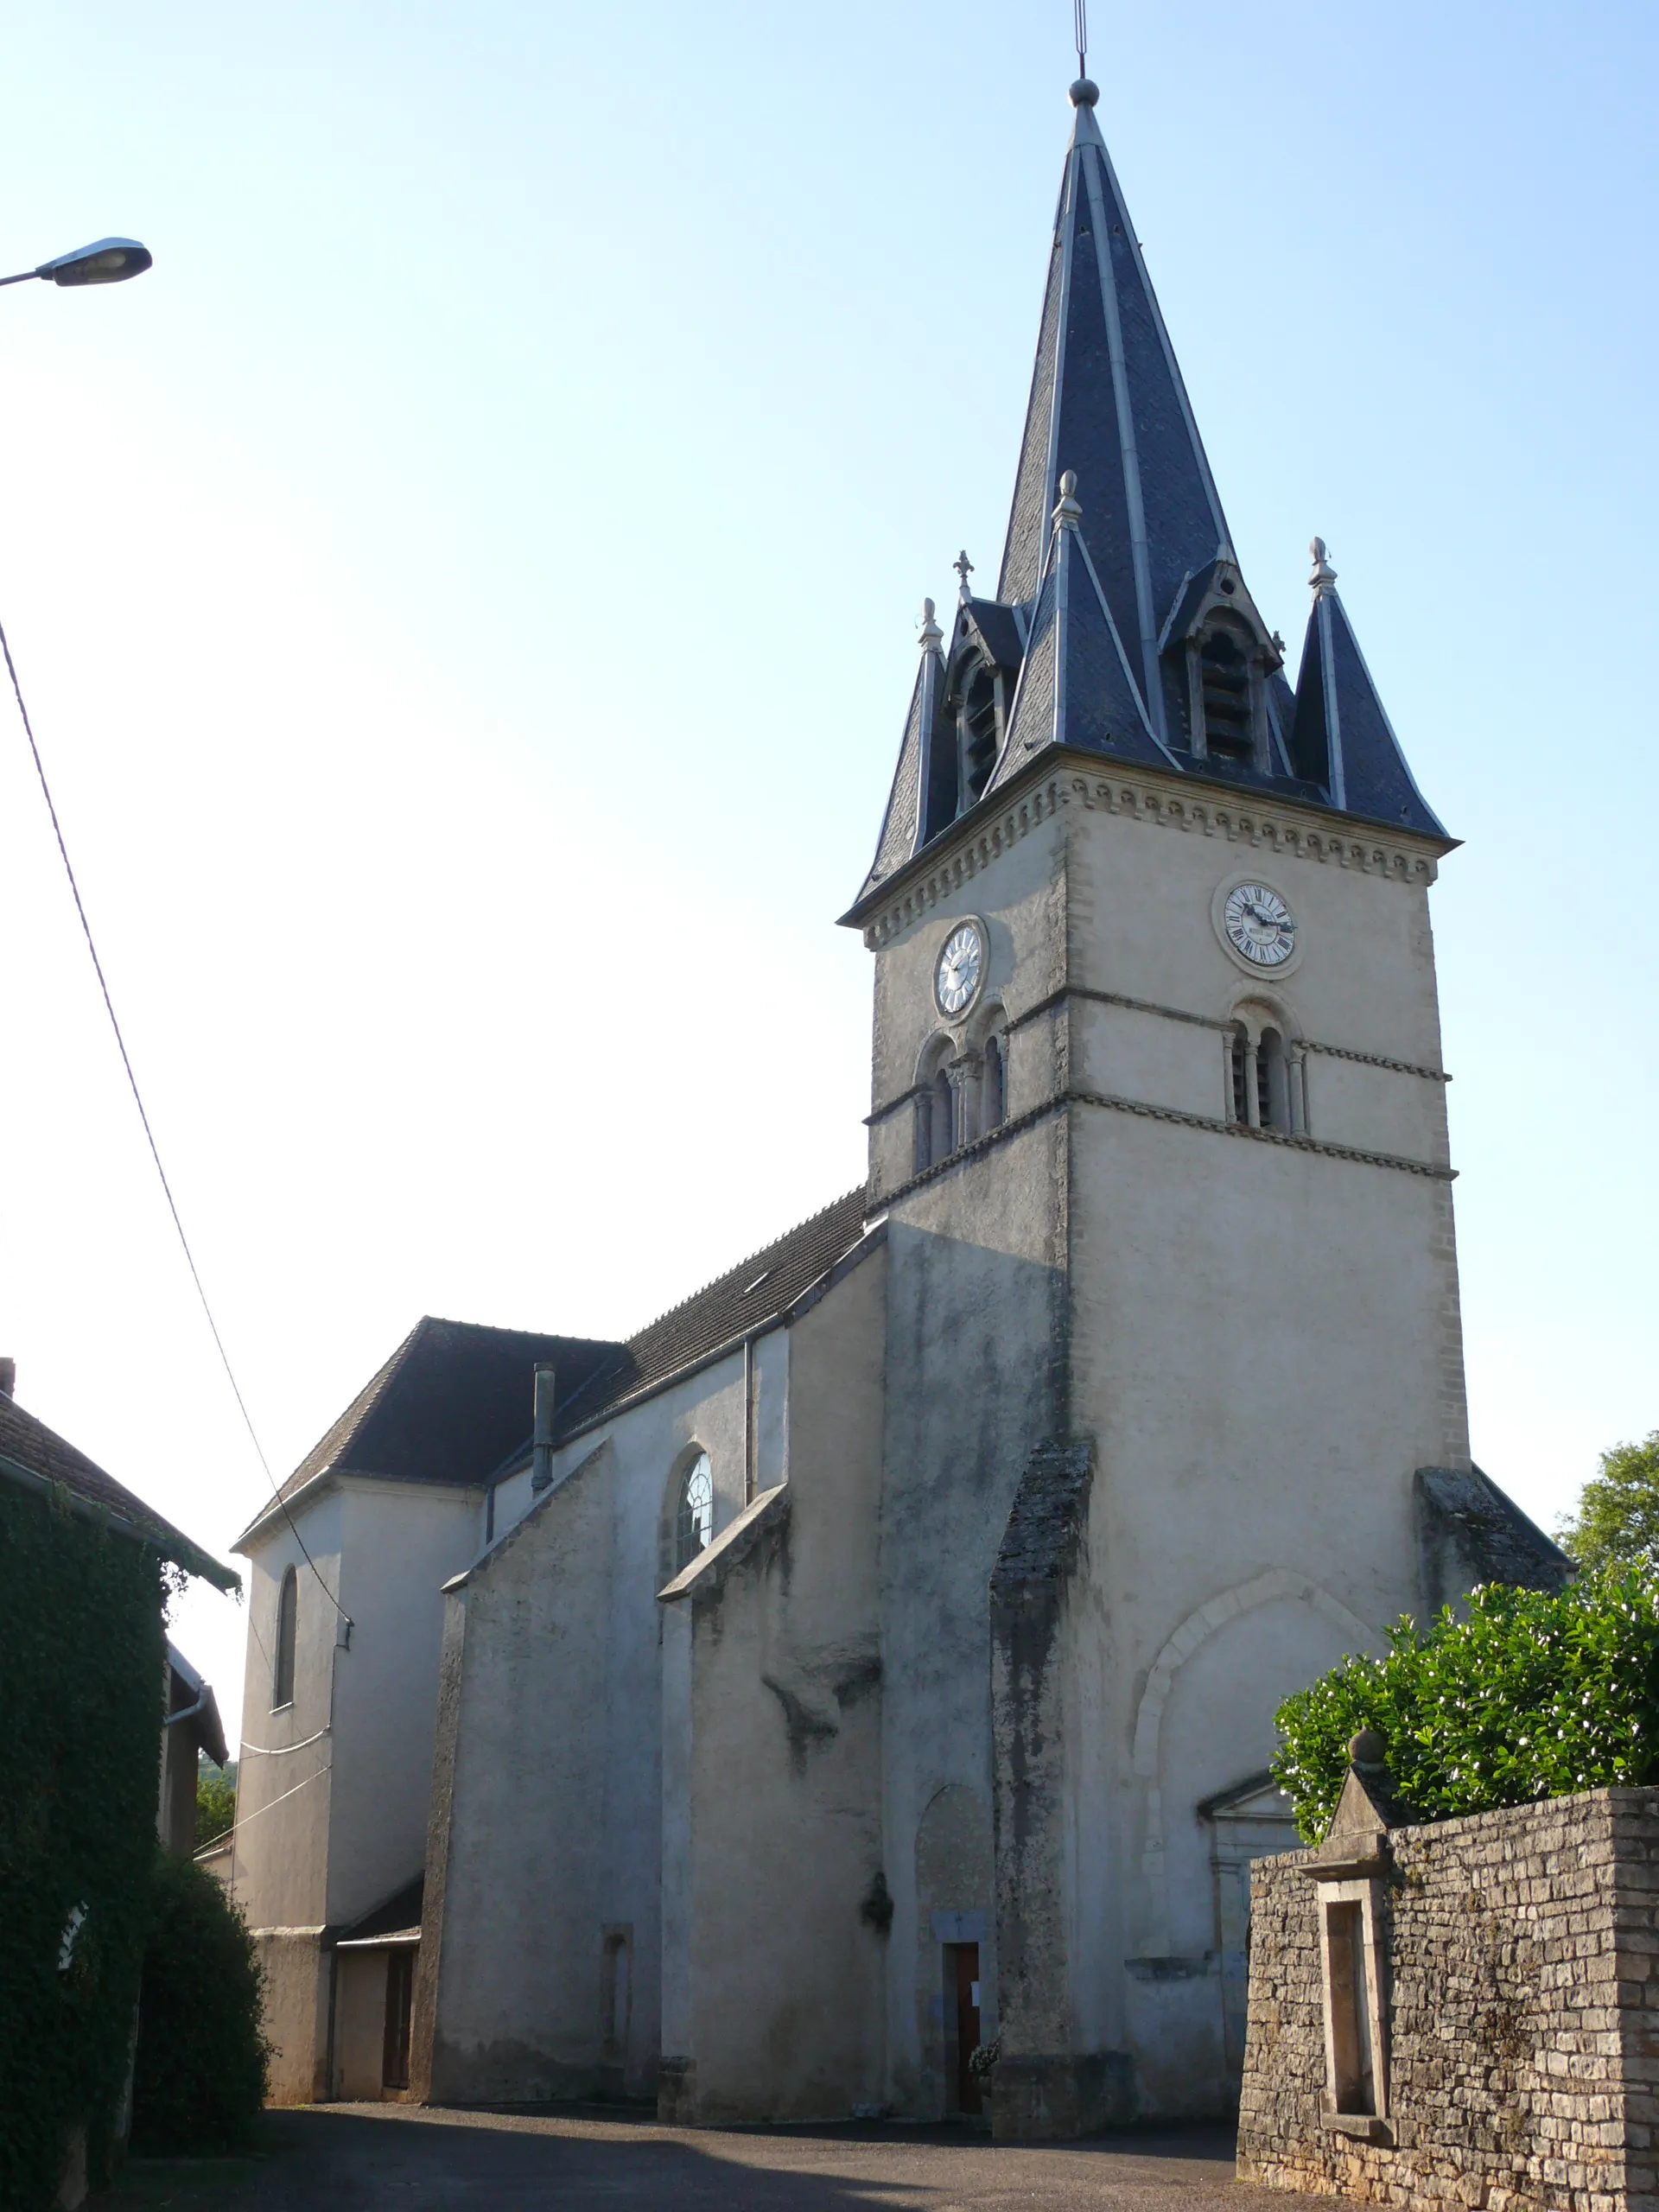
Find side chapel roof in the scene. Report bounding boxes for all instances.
[238,1316,624,1543]
[850,78,1448,916]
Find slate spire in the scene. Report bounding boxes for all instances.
[998,76,1230,747]
[849,79,1448,916]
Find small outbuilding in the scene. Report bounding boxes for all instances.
[1237,1737,1659,2211]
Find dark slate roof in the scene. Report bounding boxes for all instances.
[1414,1465,1573,1605]
[550,1187,874,1445]
[996,91,1229,686]
[1288,582,1446,838]
[847,84,1449,918]
[998,513,1171,778]
[957,597,1025,673]
[0,1390,238,1590]
[859,638,937,902]
[246,1316,624,1536]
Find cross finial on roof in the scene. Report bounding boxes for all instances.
[952,550,975,601]
[918,598,944,652]
[1309,537,1338,599]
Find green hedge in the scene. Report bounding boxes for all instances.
[131,1853,268,2153]
[0,1484,167,2211]
[1272,1569,1659,1845]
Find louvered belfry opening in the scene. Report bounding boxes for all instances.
[958,659,1001,810]
[1199,616,1255,755]
[1230,1030,1249,1125]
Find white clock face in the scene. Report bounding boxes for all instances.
[1224,883,1297,968]
[936,922,984,1017]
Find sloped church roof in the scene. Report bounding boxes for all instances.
[852,79,1446,916]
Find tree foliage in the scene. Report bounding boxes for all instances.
[1556,1431,1659,1575]
[194,1762,237,1853]
[130,1853,268,2155]
[1272,1570,1659,1846]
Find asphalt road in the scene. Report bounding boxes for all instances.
[106,2104,1328,2212]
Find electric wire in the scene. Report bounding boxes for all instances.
[0,613,349,1626]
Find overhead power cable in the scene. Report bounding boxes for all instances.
[0,612,349,1627]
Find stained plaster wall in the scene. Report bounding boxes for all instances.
[664,1245,888,2124]
[1059,798,1463,2116]
[233,1495,342,2103]
[420,1335,782,2104]
[857,773,1462,2126]
[327,1479,480,1927]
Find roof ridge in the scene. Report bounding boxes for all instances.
[619,1186,868,1348]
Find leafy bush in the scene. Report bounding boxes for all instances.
[194,1762,237,1853]
[130,1853,268,2154]
[0,1486,166,2211]
[1557,1431,1659,1574]
[1272,1569,1659,1845]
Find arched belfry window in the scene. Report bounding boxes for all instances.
[272,1564,297,1710]
[957,657,1001,811]
[675,1452,714,1573]
[1226,1016,1301,1136]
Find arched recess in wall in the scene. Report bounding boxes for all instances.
[914,1783,995,2105]
[659,1444,715,1587]
[1128,1570,1376,1950]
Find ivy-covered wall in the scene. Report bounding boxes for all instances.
[0,1483,168,2212]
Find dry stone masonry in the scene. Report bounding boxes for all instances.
[1238,1783,1659,2211]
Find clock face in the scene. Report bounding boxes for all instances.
[1224,883,1297,968]
[935,921,984,1017]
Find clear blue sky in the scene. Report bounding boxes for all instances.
[0,2,1652,1744]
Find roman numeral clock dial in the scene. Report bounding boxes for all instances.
[935,921,985,1018]
[1222,884,1297,969]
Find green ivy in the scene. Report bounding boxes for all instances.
[0,1484,167,2211]
[130,1852,268,2153]
[1272,1569,1659,1846]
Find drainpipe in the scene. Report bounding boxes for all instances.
[531,1364,556,1493]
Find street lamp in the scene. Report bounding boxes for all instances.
[0,238,152,290]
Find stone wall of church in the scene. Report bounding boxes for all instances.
[1238,1789,1659,2212]
[661,1241,888,2125]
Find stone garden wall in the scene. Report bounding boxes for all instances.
[1237,1787,1659,2211]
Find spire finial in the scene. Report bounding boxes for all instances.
[1053,469,1083,531]
[1309,537,1338,599]
[952,550,975,602]
[918,598,944,652]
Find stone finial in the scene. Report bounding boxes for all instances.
[1349,1726,1389,1773]
[1053,469,1083,531]
[918,598,944,652]
[1310,537,1338,599]
[952,550,975,602]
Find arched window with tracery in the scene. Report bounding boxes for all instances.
[272,1564,297,1710]
[675,1452,715,1573]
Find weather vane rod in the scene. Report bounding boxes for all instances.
[1074,0,1088,78]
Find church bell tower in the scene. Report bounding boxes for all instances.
[840,72,1558,2135]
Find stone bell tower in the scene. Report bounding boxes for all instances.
[841,74,1564,2131]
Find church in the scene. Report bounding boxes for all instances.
[227,70,1565,2138]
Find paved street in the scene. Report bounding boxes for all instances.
[105,2104,1328,2211]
